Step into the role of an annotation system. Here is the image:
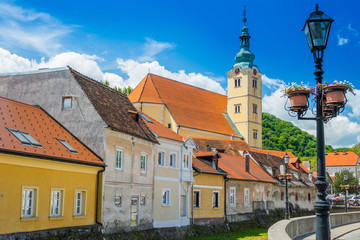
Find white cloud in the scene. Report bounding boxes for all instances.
[116,58,226,94]
[262,75,285,90]
[347,24,359,36]
[138,38,175,62]
[346,89,360,117]
[337,35,349,46]
[0,3,72,55]
[0,48,33,72]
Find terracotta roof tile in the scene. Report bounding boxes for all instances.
[193,150,220,158]
[219,153,275,183]
[129,74,239,137]
[69,68,157,143]
[192,137,250,155]
[192,157,226,175]
[0,97,104,166]
[139,112,183,142]
[326,152,359,166]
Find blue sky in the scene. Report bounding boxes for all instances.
[0,0,359,148]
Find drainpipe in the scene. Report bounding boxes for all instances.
[96,166,106,226]
[224,178,229,223]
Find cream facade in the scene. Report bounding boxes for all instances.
[152,137,196,228]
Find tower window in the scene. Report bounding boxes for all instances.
[62,96,72,109]
[235,104,241,113]
[252,78,258,88]
[253,104,258,114]
[234,78,241,88]
[253,130,258,139]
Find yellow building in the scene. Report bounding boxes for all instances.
[0,97,104,236]
[227,15,262,149]
[191,151,227,224]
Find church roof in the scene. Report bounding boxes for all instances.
[129,73,242,138]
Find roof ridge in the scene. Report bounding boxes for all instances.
[148,73,226,97]
[148,74,165,104]
[68,66,128,98]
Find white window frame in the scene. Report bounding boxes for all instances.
[140,153,147,173]
[212,191,220,208]
[158,150,165,166]
[253,130,258,139]
[116,147,123,170]
[74,189,87,216]
[230,187,236,206]
[235,104,241,113]
[62,96,72,109]
[162,189,170,206]
[169,152,177,168]
[244,188,250,206]
[50,188,64,217]
[21,186,39,218]
[183,153,191,169]
[234,78,241,88]
[193,190,201,208]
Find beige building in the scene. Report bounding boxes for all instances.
[140,113,196,227]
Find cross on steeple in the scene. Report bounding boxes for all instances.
[243,6,247,25]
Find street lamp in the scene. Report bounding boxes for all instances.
[301,4,334,240]
[284,153,290,220]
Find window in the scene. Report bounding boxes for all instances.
[183,154,191,169]
[8,128,42,147]
[234,78,241,88]
[167,123,171,128]
[22,186,38,218]
[281,192,284,201]
[140,195,146,205]
[230,187,236,206]
[253,130,258,139]
[193,190,200,208]
[235,104,241,113]
[162,189,170,206]
[57,138,77,153]
[308,193,311,201]
[212,191,219,208]
[116,148,123,170]
[252,78,258,88]
[169,153,177,168]
[158,151,165,166]
[140,154,147,173]
[50,189,64,217]
[115,195,122,207]
[244,188,250,206]
[74,189,87,216]
[253,104,258,114]
[62,96,72,109]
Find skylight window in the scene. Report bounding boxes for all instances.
[56,138,78,153]
[8,128,42,147]
[139,113,152,123]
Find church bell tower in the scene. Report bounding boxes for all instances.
[227,8,262,149]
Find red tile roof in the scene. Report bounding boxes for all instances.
[139,112,183,142]
[129,74,240,137]
[192,137,250,155]
[0,97,104,166]
[192,157,226,175]
[218,153,276,183]
[193,150,221,158]
[326,152,359,166]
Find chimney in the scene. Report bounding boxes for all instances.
[343,150,347,155]
[206,145,211,151]
[334,151,338,155]
[245,155,250,173]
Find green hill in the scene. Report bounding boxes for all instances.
[262,112,334,157]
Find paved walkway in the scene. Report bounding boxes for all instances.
[296,222,360,240]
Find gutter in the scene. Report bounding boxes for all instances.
[224,178,229,222]
[96,166,106,226]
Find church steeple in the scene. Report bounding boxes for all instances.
[234,7,256,69]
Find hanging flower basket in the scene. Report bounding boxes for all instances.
[322,95,333,116]
[287,90,311,112]
[323,85,348,108]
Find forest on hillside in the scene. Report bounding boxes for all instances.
[262,113,334,157]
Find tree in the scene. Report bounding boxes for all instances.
[333,170,359,195]
[351,143,360,155]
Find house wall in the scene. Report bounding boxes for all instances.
[191,173,225,225]
[103,129,155,233]
[225,180,316,222]
[326,166,358,177]
[0,153,101,235]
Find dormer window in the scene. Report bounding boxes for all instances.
[57,138,77,153]
[62,96,72,109]
[8,128,42,147]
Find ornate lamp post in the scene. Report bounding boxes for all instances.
[301,4,334,240]
[284,153,290,220]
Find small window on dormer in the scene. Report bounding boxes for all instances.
[62,97,72,109]
[57,138,77,153]
[8,128,42,147]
